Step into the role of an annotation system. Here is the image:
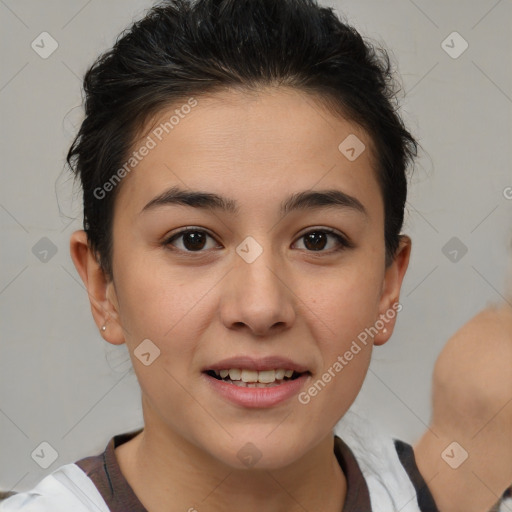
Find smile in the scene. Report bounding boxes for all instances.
[205,368,305,387]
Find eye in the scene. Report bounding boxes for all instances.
[163,227,353,254]
[293,228,353,253]
[163,228,219,252]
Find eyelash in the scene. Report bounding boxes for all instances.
[162,227,354,254]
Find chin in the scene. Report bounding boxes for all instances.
[204,430,312,471]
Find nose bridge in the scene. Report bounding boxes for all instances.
[239,242,281,298]
[221,234,296,335]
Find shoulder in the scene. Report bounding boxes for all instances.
[432,303,512,418]
[336,409,438,512]
[0,464,109,512]
[414,303,512,512]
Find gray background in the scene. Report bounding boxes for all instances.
[1,0,511,493]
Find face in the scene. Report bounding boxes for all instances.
[74,86,410,470]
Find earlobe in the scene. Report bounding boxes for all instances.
[374,235,412,346]
[69,230,125,345]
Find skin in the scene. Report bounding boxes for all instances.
[414,301,512,512]
[70,86,411,512]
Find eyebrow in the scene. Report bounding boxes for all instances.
[141,185,368,218]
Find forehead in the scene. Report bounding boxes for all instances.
[115,87,381,219]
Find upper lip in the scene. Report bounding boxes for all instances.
[204,356,310,373]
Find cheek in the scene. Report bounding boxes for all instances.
[113,250,216,342]
[298,263,382,409]
[306,262,383,342]
[112,254,222,400]
[116,266,208,415]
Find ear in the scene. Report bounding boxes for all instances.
[69,230,125,345]
[373,235,411,346]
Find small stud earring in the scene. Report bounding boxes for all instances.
[101,325,107,332]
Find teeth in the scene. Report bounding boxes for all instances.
[241,369,259,382]
[275,369,285,380]
[258,370,276,383]
[228,369,241,381]
[211,368,299,384]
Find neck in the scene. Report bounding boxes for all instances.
[116,420,346,512]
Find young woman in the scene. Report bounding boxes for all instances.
[1,0,509,510]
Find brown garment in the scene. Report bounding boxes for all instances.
[75,429,434,511]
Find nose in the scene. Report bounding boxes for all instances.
[219,243,296,337]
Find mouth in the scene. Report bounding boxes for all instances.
[204,368,308,388]
[202,356,312,407]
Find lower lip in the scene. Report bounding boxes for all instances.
[203,373,310,408]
